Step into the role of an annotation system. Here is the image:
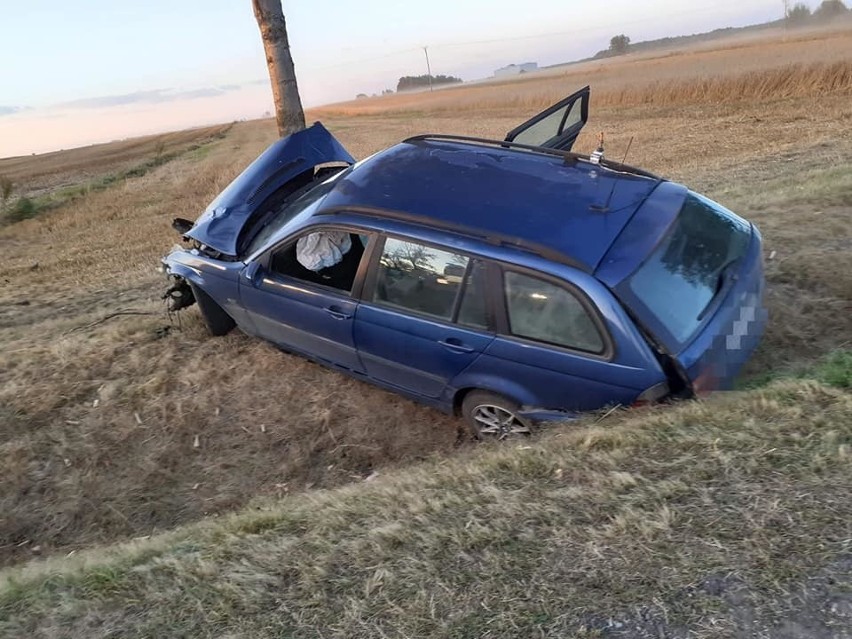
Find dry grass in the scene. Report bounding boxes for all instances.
[314,60,852,117]
[2,380,851,637]
[0,23,851,581]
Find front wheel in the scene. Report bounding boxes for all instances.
[461,391,532,441]
[189,283,235,336]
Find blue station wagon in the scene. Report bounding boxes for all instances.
[163,87,767,438]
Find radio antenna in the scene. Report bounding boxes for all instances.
[621,135,634,166]
[594,136,636,213]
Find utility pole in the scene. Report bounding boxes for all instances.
[423,46,433,92]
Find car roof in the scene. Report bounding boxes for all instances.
[316,137,664,272]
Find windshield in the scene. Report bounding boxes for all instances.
[619,192,751,351]
[243,168,349,256]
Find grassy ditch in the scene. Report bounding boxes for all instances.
[2,372,851,638]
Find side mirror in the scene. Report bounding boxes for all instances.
[243,262,263,286]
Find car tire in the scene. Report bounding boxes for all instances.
[461,390,532,440]
[189,284,235,336]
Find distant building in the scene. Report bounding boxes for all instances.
[494,62,538,78]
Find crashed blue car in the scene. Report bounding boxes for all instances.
[163,87,767,439]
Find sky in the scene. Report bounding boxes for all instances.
[0,0,788,158]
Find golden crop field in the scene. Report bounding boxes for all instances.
[1,21,851,575]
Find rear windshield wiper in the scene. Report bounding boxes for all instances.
[696,258,740,321]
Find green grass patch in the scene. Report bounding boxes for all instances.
[719,161,852,211]
[2,197,39,223]
[811,349,852,388]
[738,348,852,390]
[1,126,232,226]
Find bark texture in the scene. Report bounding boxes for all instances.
[252,0,306,137]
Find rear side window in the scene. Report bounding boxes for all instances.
[624,193,751,349]
[504,271,604,353]
[374,238,469,320]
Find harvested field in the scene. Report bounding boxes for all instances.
[1,22,851,573]
[312,25,852,116]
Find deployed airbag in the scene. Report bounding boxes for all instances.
[296,231,352,271]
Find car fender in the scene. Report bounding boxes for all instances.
[447,374,540,413]
[163,258,206,287]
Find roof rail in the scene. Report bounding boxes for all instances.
[404,134,572,160]
[403,133,661,180]
[320,205,592,273]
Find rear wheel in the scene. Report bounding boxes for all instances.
[461,391,532,440]
[189,284,235,336]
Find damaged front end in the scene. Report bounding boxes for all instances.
[161,217,221,313]
[162,270,195,312]
[159,121,355,314]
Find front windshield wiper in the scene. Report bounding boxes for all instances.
[696,258,740,321]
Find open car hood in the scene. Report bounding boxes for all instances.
[186,122,354,257]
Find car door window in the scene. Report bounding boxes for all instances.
[504,86,589,150]
[456,259,489,330]
[269,229,369,293]
[504,271,604,353]
[373,238,468,320]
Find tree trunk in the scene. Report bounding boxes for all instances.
[252,0,306,137]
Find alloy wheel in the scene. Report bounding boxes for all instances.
[471,404,531,440]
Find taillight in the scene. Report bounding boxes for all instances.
[632,381,670,406]
[692,368,719,396]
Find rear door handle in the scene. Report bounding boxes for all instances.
[324,306,352,320]
[438,339,475,354]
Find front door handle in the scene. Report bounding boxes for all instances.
[438,338,475,354]
[324,306,352,320]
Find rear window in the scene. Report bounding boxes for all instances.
[622,193,751,351]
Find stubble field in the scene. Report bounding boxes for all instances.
[1,22,851,575]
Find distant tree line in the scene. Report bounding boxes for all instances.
[609,34,631,55]
[786,0,849,26]
[396,74,462,92]
[595,1,849,61]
